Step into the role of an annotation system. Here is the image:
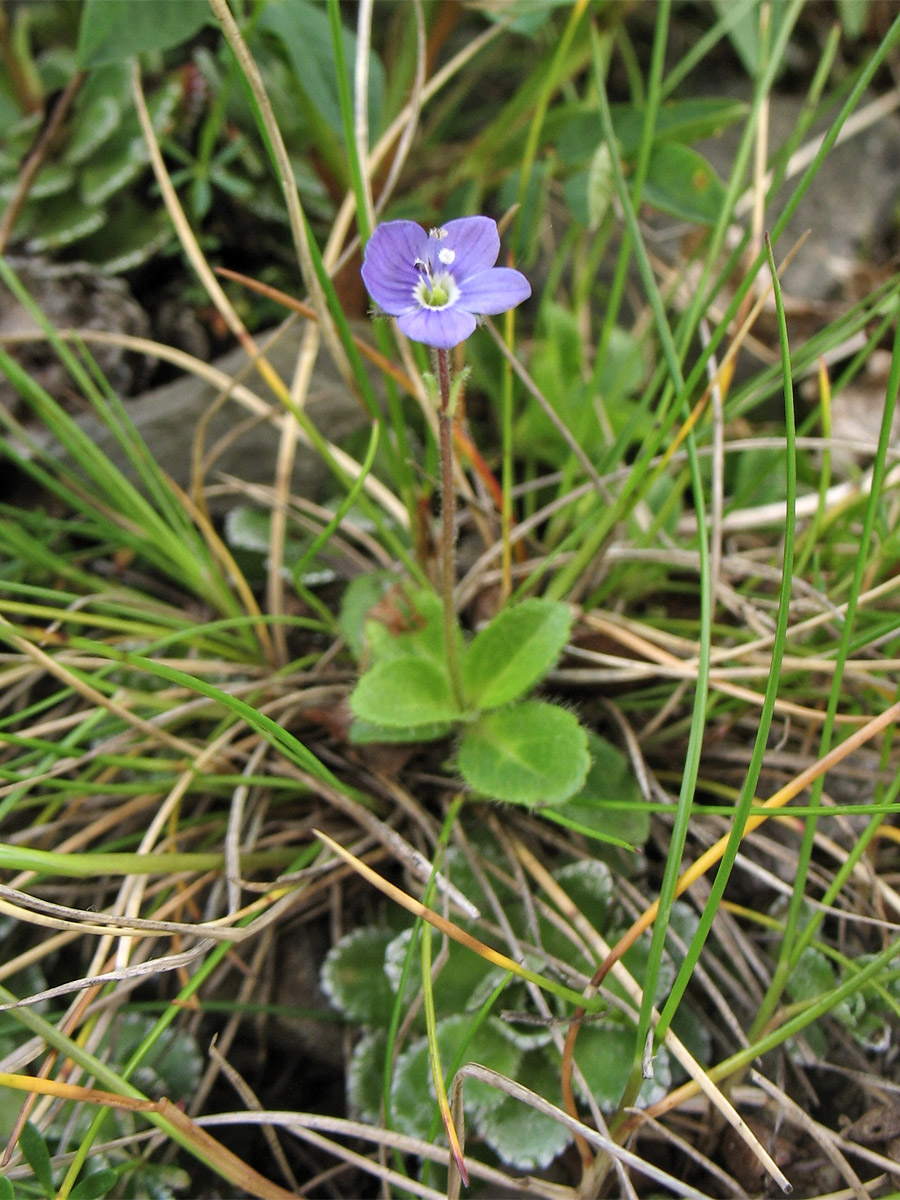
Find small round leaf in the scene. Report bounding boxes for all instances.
[458,701,589,806]
[320,927,395,1025]
[474,1050,572,1169]
[348,1030,387,1121]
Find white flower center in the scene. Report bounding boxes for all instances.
[413,270,459,310]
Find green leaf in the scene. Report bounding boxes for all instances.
[0,1175,13,1200]
[729,446,788,509]
[554,858,614,929]
[342,579,454,671]
[711,0,791,77]
[473,1050,572,1169]
[611,929,676,1013]
[614,97,749,158]
[66,95,121,165]
[320,927,396,1026]
[441,1015,521,1117]
[24,193,105,252]
[555,97,747,165]
[72,202,173,273]
[787,946,837,1005]
[72,60,131,118]
[257,0,385,139]
[350,656,462,728]
[69,1168,118,1200]
[461,599,572,709]
[458,701,590,806]
[465,966,553,1047]
[643,142,726,225]
[595,325,649,400]
[535,860,614,974]
[390,1038,437,1140]
[384,929,499,1018]
[391,1016,521,1139]
[19,1122,54,1197]
[77,0,211,66]
[79,127,149,207]
[477,0,573,37]
[349,717,455,745]
[103,1015,202,1101]
[440,845,518,919]
[338,572,398,659]
[114,1161,190,1199]
[523,304,602,463]
[0,161,72,201]
[224,507,274,555]
[573,1029,671,1108]
[348,1029,387,1120]
[550,732,649,845]
[364,587,452,668]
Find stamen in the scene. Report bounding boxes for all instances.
[438,248,455,265]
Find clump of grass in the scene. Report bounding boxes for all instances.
[1,2,900,1197]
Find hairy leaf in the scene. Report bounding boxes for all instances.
[461,599,572,709]
[458,701,589,806]
[350,656,462,727]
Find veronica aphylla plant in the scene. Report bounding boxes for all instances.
[344,216,590,807]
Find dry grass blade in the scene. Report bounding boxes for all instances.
[452,1064,713,1200]
[750,1071,870,1200]
[0,1073,296,1200]
[0,941,215,1012]
[604,697,900,962]
[313,830,602,1010]
[198,1109,560,1197]
[516,840,791,1195]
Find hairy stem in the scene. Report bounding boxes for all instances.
[436,348,465,709]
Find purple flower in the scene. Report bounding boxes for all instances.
[360,216,531,350]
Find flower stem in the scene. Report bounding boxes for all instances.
[436,348,465,710]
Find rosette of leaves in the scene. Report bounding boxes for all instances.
[0,0,374,274]
[322,855,702,1172]
[341,576,591,807]
[0,43,181,272]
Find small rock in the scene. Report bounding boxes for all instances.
[0,256,151,412]
[13,322,375,512]
[697,89,900,301]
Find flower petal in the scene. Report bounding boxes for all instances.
[398,306,477,349]
[458,267,531,315]
[361,220,427,315]
[440,216,500,280]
